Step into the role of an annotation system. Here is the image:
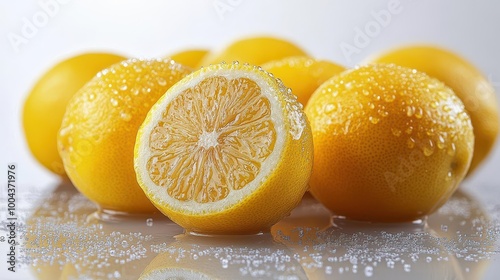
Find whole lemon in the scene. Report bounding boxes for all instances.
[199,36,307,66]
[305,64,474,222]
[262,56,345,106]
[168,49,208,68]
[58,58,192,214]
[368,46,499,176]
[23,53,126,176]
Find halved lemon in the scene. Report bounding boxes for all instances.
[134,62,313,234]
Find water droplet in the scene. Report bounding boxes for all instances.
[447,142,456,156]
[406,106,415,117]
[378,109,389,117]
[110,98,118,107]
[146,218,153,227]
[441,225,448,232]
[362,89,370,96]
[384,94,396,102]
[414,107,423,119]
[120,112,131,121]
[407,137,416,149]
[430,101,438,108]
[324,104,336,113]
[89,93,95,100]
[442,105,451,112]
[364,266,374,277]
[119,84,128,91]
[121,240,128,248]
[445,171,453,181]
[404,264,411,272]
[369,116,380,124]
[423,139,435,156]
[437,135,446,149]
[157,77,167,86]
[221,258,228,269]
[405,126,413,135]
[368,102,375,109]
[426,256,432,263]
[391,128,402,137]
[131,88,140,95]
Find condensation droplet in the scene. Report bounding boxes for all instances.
[324,104,336,113]
[423,139,435,156]
[441,225,448,232]
[406,106,415,117]
[120,84,128,91]
[437,135,446,149]
[384,94,396,102]
[157,77,167,86]
[369,116,380,124]
[391,128,402,137]
[89,93,95,100]
[447,142,456,156]
[407,137,416,149]
[146,218,153,227]
[121,240,128,248]
[364,266,374,277]
[405,126,413,135]
[110,98,118,107]
[131,88,140,95]
[414,107,423,119]
[404,264,411,272]
[120,112,132,121]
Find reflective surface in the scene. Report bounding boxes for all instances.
[7,182,498,279]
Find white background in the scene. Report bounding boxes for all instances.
[1,0,500,279]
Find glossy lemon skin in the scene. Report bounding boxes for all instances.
[369,46,499,176]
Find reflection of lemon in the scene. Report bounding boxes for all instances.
[58,59,192,213]
[305,64,474,222]
[199,36,307,66]
[368,46,499,176]
[262,56,345,106]
[134,62,313,234]
[23,53,126,176]
[428,190,491,279]
[140,234,307,280]
[168,49,208,68]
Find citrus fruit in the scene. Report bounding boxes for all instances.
[23,53,126,177]
[57,58,192,214]
[199,36,307,67]
[368,46,499,176]
[262,56,345,106]
[168,49,208,68]
[305,64,474,222]
[134,62,313,234]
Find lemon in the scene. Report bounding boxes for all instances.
[262,56,345,106]
[199,36,307,66]
[57,58,192,214]
[305,64,474,222]
[134,62,313,234]
[368,45,499,176]
[168,49,208,68]
[23,53,126,176]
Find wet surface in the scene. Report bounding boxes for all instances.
[1,181,498,279]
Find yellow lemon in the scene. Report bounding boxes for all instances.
[57,58,192,214]
[262,56,345,106]
[199,36,307,66]
[305,64,474,222]
[23,53,126,176]
[368,46,499,176]
[134,62,313,234]
[168,49,208,68]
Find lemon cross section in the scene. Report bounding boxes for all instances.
[134,62,313,234]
